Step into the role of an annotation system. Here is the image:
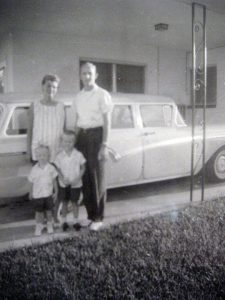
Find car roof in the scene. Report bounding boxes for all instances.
[111,93,175,104]
[0,92,175,105]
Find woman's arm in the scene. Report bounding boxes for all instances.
[27,103,34,160]
[71,100,80,135]
[63,105,67,130]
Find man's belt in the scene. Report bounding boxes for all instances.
[78,126,102,134]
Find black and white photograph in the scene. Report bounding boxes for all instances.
[0,0,224,299]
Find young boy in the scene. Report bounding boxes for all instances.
[54,130,86,231]
[28,145,58,236]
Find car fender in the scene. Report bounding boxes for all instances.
[194,136,225,174]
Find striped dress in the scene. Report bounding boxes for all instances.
[32,101,65,162]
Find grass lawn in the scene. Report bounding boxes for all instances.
[0,198,224,300]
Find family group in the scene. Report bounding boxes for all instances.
[27,62,112,236]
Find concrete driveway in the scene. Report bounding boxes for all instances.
[0,178,224,252]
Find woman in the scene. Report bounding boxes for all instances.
[27,74,65,162]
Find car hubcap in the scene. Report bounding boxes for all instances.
[215,153,225,178]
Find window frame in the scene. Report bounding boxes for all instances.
[80,59,146,94]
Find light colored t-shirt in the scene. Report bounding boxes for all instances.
[72,84,112,129]
[28,163,58,199]
[32,101,65,161]
[54,149,86,188]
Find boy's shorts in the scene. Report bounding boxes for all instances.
[33,196,53,212]
[59,186,81,204]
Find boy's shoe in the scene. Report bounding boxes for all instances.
[90,221,103,231]
[73,223,81,231]
[54,221,61,229]
[35,224,43,236]
[62,222,69,232]
[47,222,54,234]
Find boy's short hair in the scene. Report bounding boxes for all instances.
[80,62,97,73]
[35,144,50,154]
[62,130,76,139]
[41,74,60,86]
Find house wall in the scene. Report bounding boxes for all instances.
[4,29,225,126]
[12,31,156,94]
[158,47,187,104]
[185,47,225,125]
[0,33,13,92]
[9,30,187,106]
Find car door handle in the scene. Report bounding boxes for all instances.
[141,132,156,136]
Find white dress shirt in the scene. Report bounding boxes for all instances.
[72,84,112,129]
[54,149,86,188]
[28,163,58,199]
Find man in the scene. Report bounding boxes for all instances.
[72,62,112,231]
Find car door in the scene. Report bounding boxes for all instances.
[140,104,198,180]
[0,104,32,197]
[106,103,144,188]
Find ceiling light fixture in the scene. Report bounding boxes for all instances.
[154,23,169,31]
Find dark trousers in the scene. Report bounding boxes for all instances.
[76,127,106,222]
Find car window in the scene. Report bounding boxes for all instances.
[111,105,134,129]
[163,105,173,126]
[6,107,29,135]
[0,104,3,120]
[176,109,187,127]
[140,105,169,127]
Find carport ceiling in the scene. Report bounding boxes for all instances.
[1,0,225,50]
[175,0,225,14]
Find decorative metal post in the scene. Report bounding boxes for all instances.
[190,3,207,202]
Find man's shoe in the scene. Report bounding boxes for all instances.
[73,223,81,231]
[54,221,61,229]
[90,221,103,231]
[62,222,69,232]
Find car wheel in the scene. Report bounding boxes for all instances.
[206,147,225,182]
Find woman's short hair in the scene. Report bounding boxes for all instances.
[41,74,60,86]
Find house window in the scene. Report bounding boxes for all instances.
[0,67,5,93]
[80,60,145,93]
[190,66,217,107]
